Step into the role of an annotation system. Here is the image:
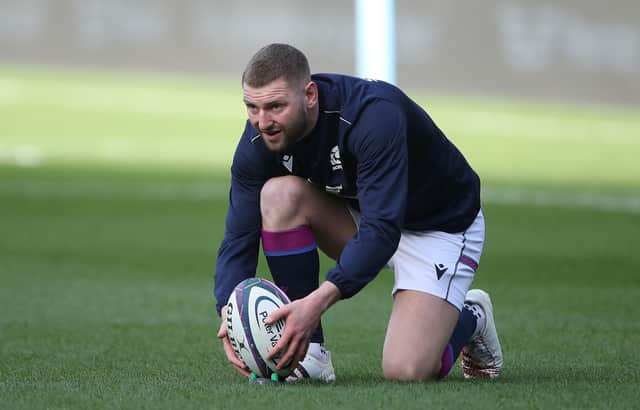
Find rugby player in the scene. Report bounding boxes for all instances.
[215,43,503,382]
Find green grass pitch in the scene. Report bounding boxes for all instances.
[1,67,639,409]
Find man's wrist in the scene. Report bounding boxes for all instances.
[307,281,341,313]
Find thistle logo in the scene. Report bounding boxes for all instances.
[330,145,342,171]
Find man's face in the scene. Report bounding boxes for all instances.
[243,77,313,152]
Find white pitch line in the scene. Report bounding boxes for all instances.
[0,180,230,201]
[0,180,639,214]
[483,187,640,214]
[0,145,43,167]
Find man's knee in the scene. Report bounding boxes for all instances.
[382,356,441,382]
[260,176,309,227]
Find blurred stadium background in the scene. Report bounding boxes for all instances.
[2,0,639,103]
[1,1,639,409]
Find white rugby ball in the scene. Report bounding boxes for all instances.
[225,278,292,378]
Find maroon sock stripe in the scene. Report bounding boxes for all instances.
[438,343,454,379]
[262,226,316,255]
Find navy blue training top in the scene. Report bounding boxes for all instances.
[214,73,480,314]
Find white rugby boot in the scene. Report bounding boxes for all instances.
[461,289,504,379]
[286,343,336,383]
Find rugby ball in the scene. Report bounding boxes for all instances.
[225,278,292,378]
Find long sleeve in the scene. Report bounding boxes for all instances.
[214,122,280,314]
[325,100,409,298]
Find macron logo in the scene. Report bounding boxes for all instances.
[435,263,448,280]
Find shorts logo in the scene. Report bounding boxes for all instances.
[330,146,342,171]
[435,263,448,280]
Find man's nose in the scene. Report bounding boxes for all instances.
[257,110,273,130]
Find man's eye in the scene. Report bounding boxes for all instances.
[271,104,282,111]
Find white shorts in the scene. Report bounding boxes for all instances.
[348,209,485,310]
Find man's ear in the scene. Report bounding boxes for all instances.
[304,81,318,108]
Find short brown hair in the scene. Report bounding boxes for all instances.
[242,43,311,89]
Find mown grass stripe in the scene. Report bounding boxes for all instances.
[1,178,639,213]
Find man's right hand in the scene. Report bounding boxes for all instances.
[217,307,251,377]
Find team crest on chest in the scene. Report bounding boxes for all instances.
[330,146,342,171]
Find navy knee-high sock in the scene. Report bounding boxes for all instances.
[439,306,478,378]
[262,226,324,343]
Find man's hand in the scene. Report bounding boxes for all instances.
[217,306,251,377]
[265,281,341,370]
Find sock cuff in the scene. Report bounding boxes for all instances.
[438,343,454,379]
[262,226,316,256]
[464,303,485,338]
